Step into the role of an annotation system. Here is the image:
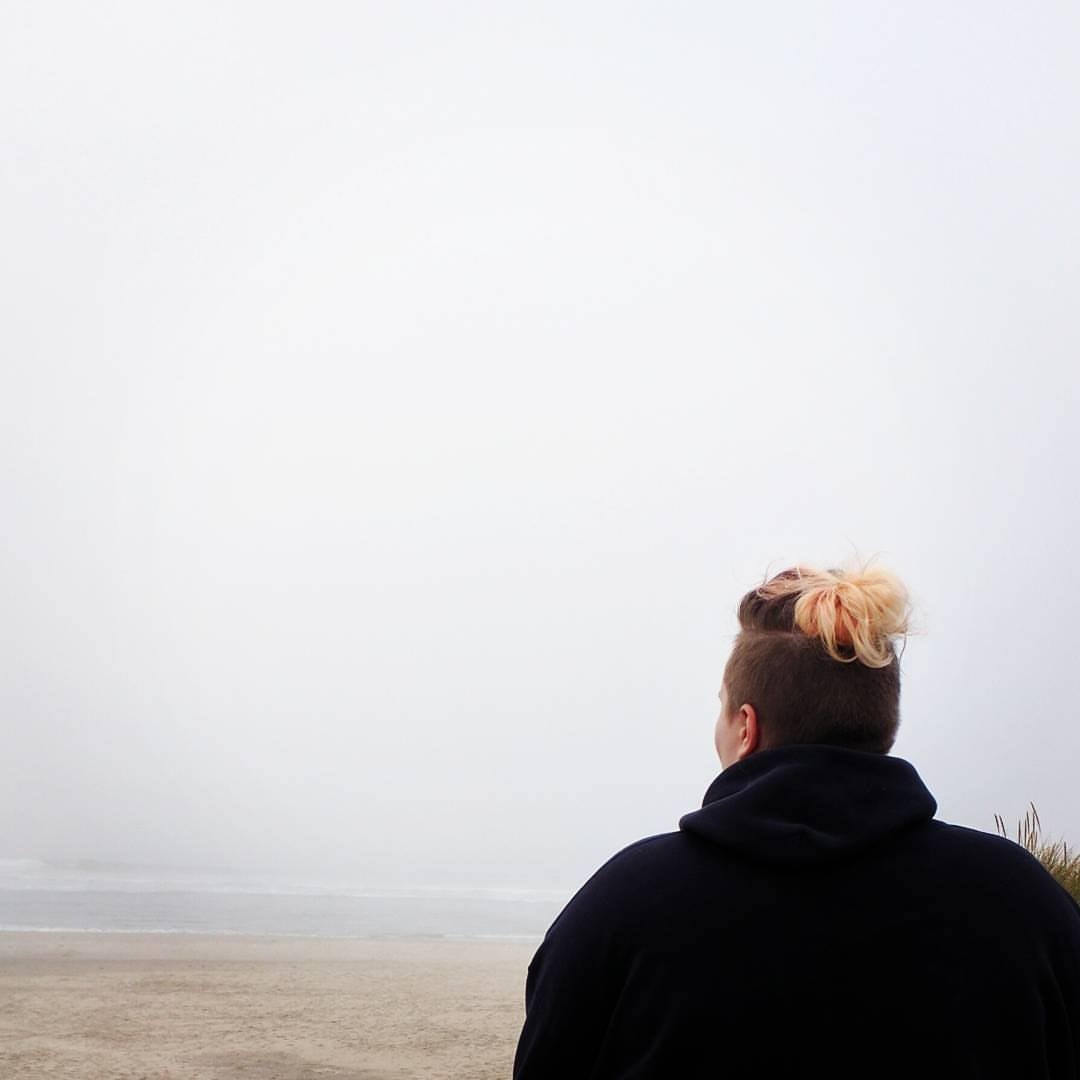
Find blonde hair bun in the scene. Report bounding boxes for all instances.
[762,564,910,668]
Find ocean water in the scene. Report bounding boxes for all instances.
[0,859,565,941]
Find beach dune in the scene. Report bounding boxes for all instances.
[0,932,534,1079]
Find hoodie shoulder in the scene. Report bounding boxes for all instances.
[567,831,692,898]
[925,820,1080,912]
[540,831,697,940]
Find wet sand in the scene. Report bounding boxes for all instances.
[0,931,535,1079]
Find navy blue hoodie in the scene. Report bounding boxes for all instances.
[514,745,1080,1078]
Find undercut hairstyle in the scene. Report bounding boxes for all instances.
[723,564,911,754]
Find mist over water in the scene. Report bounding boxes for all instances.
[0,860,562,940]
[2,2,1079,915]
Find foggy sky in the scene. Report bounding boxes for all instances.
[3,1,1078,891]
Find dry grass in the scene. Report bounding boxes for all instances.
[994,804,1080,904]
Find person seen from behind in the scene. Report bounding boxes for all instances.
[513,562,1080,1078]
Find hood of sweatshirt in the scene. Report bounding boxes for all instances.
[678,744,938,866]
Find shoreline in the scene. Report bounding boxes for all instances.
[0,925,542,942]
[0,930,534,1079]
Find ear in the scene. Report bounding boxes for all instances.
[736,703,760,761]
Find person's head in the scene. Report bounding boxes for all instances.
[714,563,911,767]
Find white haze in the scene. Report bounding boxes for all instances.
[2,2,1078,893]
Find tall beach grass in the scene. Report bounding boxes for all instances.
[995,804,1080,904]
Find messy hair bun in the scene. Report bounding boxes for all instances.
[726,560,910,753]
[752,565,910,668]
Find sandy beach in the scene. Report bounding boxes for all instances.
[0,931,535,1079]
